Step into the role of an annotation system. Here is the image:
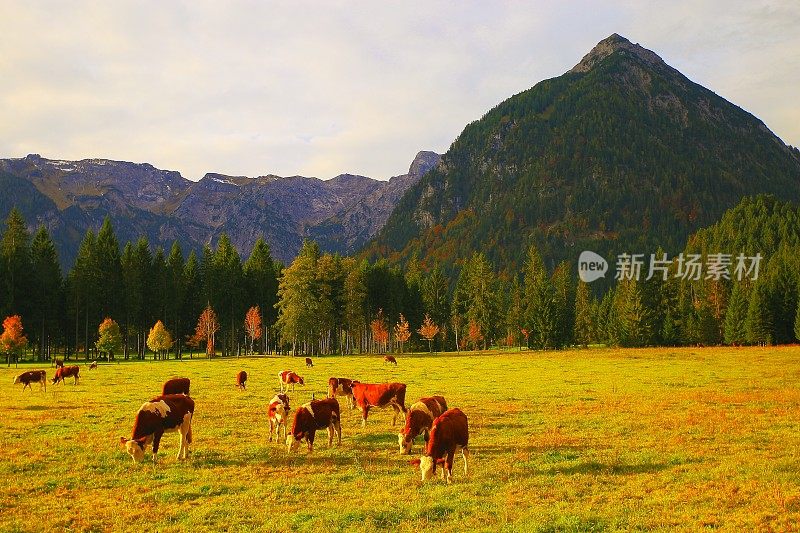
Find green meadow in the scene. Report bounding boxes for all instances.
[1,346,799,532]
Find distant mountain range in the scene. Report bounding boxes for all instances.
[0,151,440,266]
[366,34,800,274]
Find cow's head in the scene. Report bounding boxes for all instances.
[410,455,445,481]
[120,437,146,463]
[286,433,303,453]
[297,376,305,386]
[12,376,20,385]
[398,432,413,454]
[278,394,290,411]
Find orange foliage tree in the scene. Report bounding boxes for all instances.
[370,309,389,354]
[393,313,411,353]
[244,306,263,355]
[467,319,484,350]
[418,314,440,353]
[190,305,220,358]
[1,315,28,366]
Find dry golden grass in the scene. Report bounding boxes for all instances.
[1,346,799,532]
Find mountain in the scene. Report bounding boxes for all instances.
[365,34,800,276]
[0,151,440,267]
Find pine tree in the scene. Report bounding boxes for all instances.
[276,240,320,355]
[244,237,278,353]
[573,280,593,347]
[1,208,32,318]
[343,258,368,354]
[30,226,62,361]
[746,281,772,345]
[723,282,749,346]
[166,242,186,358]
[551,262,574,348]
[524,245,557,349]
[95,218,123,319]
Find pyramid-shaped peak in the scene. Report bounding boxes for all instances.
[570,34,666,74]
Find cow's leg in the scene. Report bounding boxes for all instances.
[152,430,164,463]
[269,418,275,442]
[445,451,456,483]
[335,418,342,446]
[327,423,334,447]
[23,382,30,392]
[462,447,469,476]
[361,405,369,427]
[307,430,315,453]
[391,404,401,426]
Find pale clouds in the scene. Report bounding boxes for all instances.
[0,1,797,180]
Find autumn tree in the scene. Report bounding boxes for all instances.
[418,314,440,353]
[370,308,389,353]
[244,305,263,355]
[466,319,483,350]
[96,317,122,360]
[1,315,27,366]
[192,304,220,358]
[394,313,411,353]
[147,320,173,359]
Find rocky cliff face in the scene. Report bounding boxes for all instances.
[0,151,440,266]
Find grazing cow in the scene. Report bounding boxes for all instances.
[52,365,80,385]
[409,408,469,483]
[120,394,194,463]
[286,397,341,453]
[13,370,47,392]
[398,396,448,454]
[267,393,291,442]
[350,381,407,427]
[89,360,98,370]
[383,355,397,365]
[236,370,248,390]
[54,359,64,368]
[327,377,357,409]
[305,357,313,368]
[162,377,191,396]
[278,370,304,392]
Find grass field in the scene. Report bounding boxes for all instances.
[2,346,800,532]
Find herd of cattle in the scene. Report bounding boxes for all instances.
[13,357,470,483]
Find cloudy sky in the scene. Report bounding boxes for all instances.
[1,1,798,180]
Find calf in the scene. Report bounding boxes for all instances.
[267,393,291,442]
[13,370,47,392]
[89,360,98,370]
[410,408,469,483]
[398,396,448,454]
[327,377,357,409]
[236,370,248,390]
[120,394,194,463]
[162,377,190,396]
[383,355,397,365]
[286,397,341,453]
[350,381,407,427]
[278,370,304,392]
[305,357,313,368]
[52,365,80,385]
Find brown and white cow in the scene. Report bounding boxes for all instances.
[267,393,291,442]
[327,377,357,409]
[305,357,313,368]
[52,365,80,385]
[120,394,194,463]
[236,370,248,390]
[89,360,98,370]
[162,377,191,396]
[13,370,47,392]
[286,397,341,453]
[383,355,397,365]
[410,408,469,483]
[278,370,304,392]
[398,395,448,454]
[350,381,407,427]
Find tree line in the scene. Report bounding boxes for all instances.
[3,195,800,361]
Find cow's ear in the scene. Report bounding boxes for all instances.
[119,437,128,446]
[435,458,446,465]
[408,459,421,467]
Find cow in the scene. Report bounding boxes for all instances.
[327,377,357,409]
[267,393,291,442]
[398,396,448,454]
[305,357,313,368]
[409,408,469,483]
[89,360,98,370]
[278,370,304,392]
[286,397,341,453]
[120,394,194,463]
[236,370,248,390]
[54,359,64,368]
[162,377,191,396]
[350,381,407,427]
[383,355,397,365]
[13,370,47,392]
[52,365,80,385]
